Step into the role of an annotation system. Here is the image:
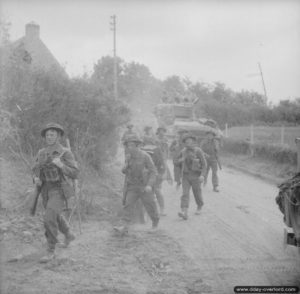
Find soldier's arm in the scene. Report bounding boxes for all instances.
[60,150,80,179]
[144,153,157,187]
[169,140,177,152]
[155,148,166,175]
[176,149,184,164]
[213,138,220,154]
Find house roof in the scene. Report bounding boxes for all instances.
[4,22,67,77]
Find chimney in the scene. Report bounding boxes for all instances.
[25,22,40,39]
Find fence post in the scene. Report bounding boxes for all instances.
[296,138,300,172]
[280,125,285,145]
[250,125,254,144]
[225,123,228,138]
[249,125,254,156]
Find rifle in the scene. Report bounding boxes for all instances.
[30,184,42,216]
[216,154,222,170]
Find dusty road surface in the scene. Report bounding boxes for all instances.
[161,164,300,292]
[2,163,300,294]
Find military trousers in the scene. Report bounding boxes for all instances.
[204,158,218,188]
[43,188,70,252]
[154,176,164,211]
[181,173,203,209]
[122,186,159,224]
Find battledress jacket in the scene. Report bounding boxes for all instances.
[178,146,207,177]
[32,143,79,204]
[200,137,219,159]
[122,149,157,189]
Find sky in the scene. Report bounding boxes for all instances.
[1,0,300,104]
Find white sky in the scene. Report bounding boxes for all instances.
[1,0,300,104]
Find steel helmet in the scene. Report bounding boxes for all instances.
[124,134,143,145]
[41,123,64,137]
[182,133,197,143]
[156,126,167,134]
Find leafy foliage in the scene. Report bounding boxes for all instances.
[1,46,130,172]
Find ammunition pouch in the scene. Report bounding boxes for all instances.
[191,158,202,172]
[42,164,61,183]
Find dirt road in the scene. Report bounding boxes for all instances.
[161,165,300,292]
[2,163,300,294]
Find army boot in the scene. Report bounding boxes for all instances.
[178,208,188,220]
[113,225,129,236]
[195,205,203,215]
[57,232,76,248]
[39,246,55,263]
[152,218,159,229]
[160,208,167,217]
[213,186,220,192]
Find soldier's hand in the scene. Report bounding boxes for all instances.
[52,157,64,168]
[199,176,204,183]
[144,185,152,193]
[34,177,42,187]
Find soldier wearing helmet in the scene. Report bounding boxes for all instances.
[169,129,189,188]
[114,134,160,235]
[32,123,79,263]
[176,133,207,220]
[142,126,156,145]
[142,144,167,216]
[121,123,136,145]
[200,130,221,192]
[156,127,169,159]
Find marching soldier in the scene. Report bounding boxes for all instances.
[156,126,173,185]
[142,126,156,145]
[200,130,221,192]
[114,135,160,234]
[156,127,169,160]
[121,123,136,145]
[32,123,79,263]
[142,144,167,216]
[169,129,188,189]
[177,133,207,220]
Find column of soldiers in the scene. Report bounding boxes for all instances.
[115,123,222,234]
[32,122,222,262]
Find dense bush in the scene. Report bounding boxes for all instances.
[0,51,130,172]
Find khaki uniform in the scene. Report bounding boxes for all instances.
[143,145,166,213]
[156,136,169,160]
[170,139,185,184]
[122,149,159,225]
[178,146,207,209]
[156,136,173,184]
[32,143,79,252]
[142,133,156,145]
[200,137,219,189]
